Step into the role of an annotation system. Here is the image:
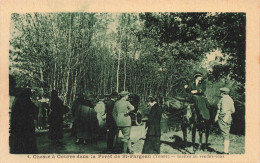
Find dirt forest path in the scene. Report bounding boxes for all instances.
[36,124,244,154]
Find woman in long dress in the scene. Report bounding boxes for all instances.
[75,98,98,145]
[10,88,38,154]
[48,90,69,145]
[142,96,162,154]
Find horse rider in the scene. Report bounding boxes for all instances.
[184,71,210,151]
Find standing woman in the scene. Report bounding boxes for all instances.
[142,96,163,154]
[10,88,38,154]
[48,90,69,145]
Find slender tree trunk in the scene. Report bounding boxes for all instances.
[116,50,120,92]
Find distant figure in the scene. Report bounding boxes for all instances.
[9,87,38,154]
[94,95,106,136]
[74,94,98,145]
[112,91,135,154]
[41,101,50,129]
[105,92,118,152]
[142,96,162,154]
[35,96,44,130]
[48,90,69,145]
[215,87,235,154]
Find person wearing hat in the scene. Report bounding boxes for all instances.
[184,71,210,151]
[112,91,135,154]
[215,87,235,154]
[142,96,162,154]
[104,92,118,152]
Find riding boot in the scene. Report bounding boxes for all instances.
[224,140,230,154]
[198,132,202,150]
[204,128,209,151]
[181,124,187,147]
[192,127,196,152]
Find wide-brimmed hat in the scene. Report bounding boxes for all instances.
[119,91,130,96]
[220,87,230,93]
[193,72,203,78]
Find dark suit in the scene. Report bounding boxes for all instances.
[142,103,162,154]
[105,99,117,150]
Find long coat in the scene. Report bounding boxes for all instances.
[186,80,210,120]
[142,103,162,154]
[75,104,98,139]
[105,99,116,128]
[48,97,68,140]
[10,94,38,154]
[146,103,163,136]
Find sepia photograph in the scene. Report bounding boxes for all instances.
[8,12,246,155]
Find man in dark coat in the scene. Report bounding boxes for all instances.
[142,96,163,154]
[105,92,118,152]
[184,72,210,151]
[10,88,38,154]
[48,90,69,145]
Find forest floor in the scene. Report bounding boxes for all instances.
[36,123,245,154]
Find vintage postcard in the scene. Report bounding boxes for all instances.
[0,0,259,162]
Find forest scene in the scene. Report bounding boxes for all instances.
[9,12,245,154]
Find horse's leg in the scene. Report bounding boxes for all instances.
[204,123,210,151]
[198,130,203,150]
[192,123,196,152]
[181,123,187,147]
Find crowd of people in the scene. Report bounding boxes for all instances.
[8,74,142,154]
[9,71,236,154]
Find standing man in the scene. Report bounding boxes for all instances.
[112,91,134,154]
[105,92,118,152]
[142,96,163,154]
[215,87,235,154]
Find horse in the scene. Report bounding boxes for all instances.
[163,96,211,153]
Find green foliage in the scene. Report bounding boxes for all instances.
[9,13,245,107]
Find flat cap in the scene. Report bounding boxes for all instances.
[220,87,230,93]
[119,91,130,96]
